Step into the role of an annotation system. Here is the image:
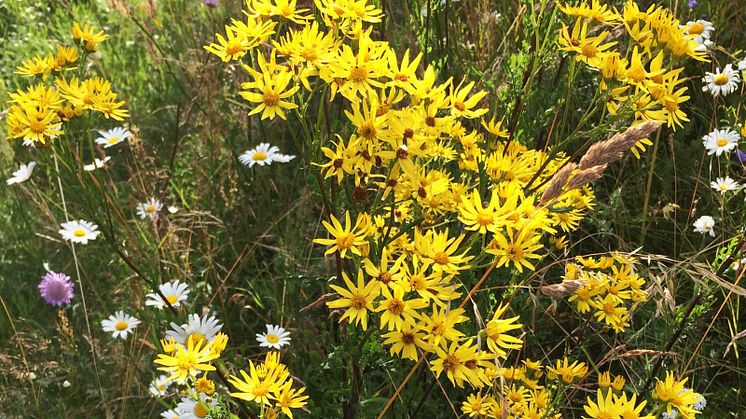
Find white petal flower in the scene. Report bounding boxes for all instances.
[136,197,163,219]
[702,64,741,97]
[702,128,740,156]
[146,280,190,309]
[256,324,291,349]
[160,409,184,419]
[95,127,132,148]
[238,143,295,167]
[692,215,716,237]
[176,393,217,419]
[710,176,739,194]
[83,156,112,171]
[7,161,36,185]
[683,20,714,50]
[101,310,141,339]
[166,313,223,346]
[59,220,100,244]
[149,374,172,397]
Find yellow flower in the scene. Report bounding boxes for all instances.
[430,339,481,388]
[15,55,54,78]
[272,381,309,418]
[461,392,496,417]
[6,104,63,144]
[547,357,587,383]
[381,320,429,361]
[229,360,283,406]
[448,80,488,119]
[313,211,369,258]
[652,371,701,418]
[154,338,218,384]
[326,269,380,330]
[375,284,426,331]
[484,304,523,358]
[583,389,623,419]
[558,18,617,68]
[72,22,108,51]
[487,229,544,273]
[239,51,299,120]
[419,306,468,349]
[195,376,216,395]
[559,0,621,25]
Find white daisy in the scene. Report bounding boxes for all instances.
[238,143,296,167]
[83,156,112,171]
[59,220,100,245]
[738,59,746,71]
[661,408,679,419]
[176,393,217,419]
[146,280,190,309]
[95,127,132,148]
[101,310,141,339]
[137,198,163,220]
[160,409,184,419]
[731,257,746,272]
[683,20,714,50]
[702,64,741,97]
[256,324,291,349]
[710,176,739,194]
[166,313,222,346]
[149,374,172,397]
[702,128,740,156]
[6,161,37,185]
[692,215,716,237]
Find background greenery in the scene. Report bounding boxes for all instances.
[1,0,744,417]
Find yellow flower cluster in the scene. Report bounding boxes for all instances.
[229,351,309,418]
[564,253,646,333]
[558,0,706,157]
[7,23,128,145]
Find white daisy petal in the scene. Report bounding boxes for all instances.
[59,219,100,245]
[7,161,37,185]
[101,310,141,339]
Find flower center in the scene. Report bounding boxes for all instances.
[73,228,87,237]
[688,22,705,35]
[387,299,404,316]
[115,321,129,331]
[377,271,392,284]
[146,204,157,213]
[266,334,280,344]
[335,232,356,249]
[476,211,494,226]
[433,251,450,265]
[603,302,616,315]
[454,101,466,112]
[714,74,729,86]
[395,73,409,82]
[107,136,120,144]
[716,138,729,147]
[253,151,268,161]
[194,403,209,418]
[581,44,597,58]
[596,413,613,419]
[187,332,206,347]
[225,41,244,56]
[166,294,178,304]
[442,354,460,372]
[349,66,367,82]
[263,91,280,107]
[401,332,415,345]
[350,293,367,309]
[29,119,46,134]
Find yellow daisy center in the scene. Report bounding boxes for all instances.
[107,136,120,144]
[581,43,597,58]
[713,74,729,86]
[349,66,367,82]
[253,151,268,161]
[441,354,460,372]
[716,138,729,147]
[194,403,209,418]
[29,119,47,134]
[433,251,450,265]
[335,232,356,249]
[187,332,206,347]
[476,211,494,226]
[157,384,167,391]
[597,413,614,419]
[145,204,157,213]
[166,295,179,304]
[73,228,87,237]
[266,334,280,344]
[454,101,466,112]
[225,41,244,56]
[387,299,405,316]
[263,91,280,107]
[115,321,129,331]
[688,22,705,35]
[401,332,415,345]
[350,293,367,309]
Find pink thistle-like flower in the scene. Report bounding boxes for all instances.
[38,271,74,307]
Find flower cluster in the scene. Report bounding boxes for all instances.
[8,23,128,146]
[561,253,647,333]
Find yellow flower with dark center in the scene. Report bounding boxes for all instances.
[313,211,369,258]
[326,269,379,330]
[484,304,523,358]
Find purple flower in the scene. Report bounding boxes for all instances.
[38,271,74,307]
[736,150,746,164]
[688,0,697,8]
[204,0,218,7]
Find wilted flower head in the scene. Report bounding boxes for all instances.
[38,271,74,306]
